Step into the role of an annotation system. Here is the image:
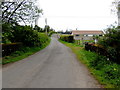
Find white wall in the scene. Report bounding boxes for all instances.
[73,35,94,40]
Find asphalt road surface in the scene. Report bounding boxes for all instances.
[3,35,101,88]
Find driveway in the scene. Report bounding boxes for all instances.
[3,35,101,88]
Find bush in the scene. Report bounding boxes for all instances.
[85,43,120,64]
[2,23,50,58]
[90,55,110,70]
[2,42,23,57]
[90,55,120,88]
[107,47,118,62]
[97,27,120,64]
[7,25,49,47]
[60,35,74,43]
[2,23,13,44]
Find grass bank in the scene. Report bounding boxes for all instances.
[2,38,51,65]
[59,39,120,88]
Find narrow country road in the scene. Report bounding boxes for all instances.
[3,35,101,88]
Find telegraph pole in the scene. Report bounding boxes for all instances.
[45,18,47,35]
[118,1,120,27]
[35,16,39,26]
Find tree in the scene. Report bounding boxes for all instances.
[34,25,44,32]
[111,0,119,14]
[1,0,43,25]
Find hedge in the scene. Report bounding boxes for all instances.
[2,42,22,57]
[85,43,120,64]
[60,35,74,43]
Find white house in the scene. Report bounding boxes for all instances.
[72,30,104,40]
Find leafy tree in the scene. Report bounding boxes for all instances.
[1,0,43,25]
[2,23,14,43]
[111,0,120,14]
[34,25,44,32]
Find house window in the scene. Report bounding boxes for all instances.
[75,34,79,36]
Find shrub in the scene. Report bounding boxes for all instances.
[90,55,120,88]
[90,55,110,70]
[2,24,50,57]
[85,43,120,64]
[2,42,22,57]
[60,35,74,43]
[107,47,118,62]
[89,55,120,88]
[2,23,13,44]
[8,25,49,47]
[2,23,50,47]
[97,27,120,64]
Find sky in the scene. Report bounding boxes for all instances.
[37,0,118,31]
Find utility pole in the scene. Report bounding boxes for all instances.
[35,16,39,26]
[118,1,120,26]
[45,18,47,35]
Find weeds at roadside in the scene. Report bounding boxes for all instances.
[59,39,120,88]
[2,39,51,65]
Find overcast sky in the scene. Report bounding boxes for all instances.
[37,0,118,31]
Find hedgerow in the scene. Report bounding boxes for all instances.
[84,26,120,88]
[85,26,120,64]
[59,40,120,88]
[2,23,49,47]
[2,23,50,58]
[60,35,74,43]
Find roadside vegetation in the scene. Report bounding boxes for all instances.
[59,26,120,88]
[2,39,50,65]
[2,23,52,64]
[59,40,120,88]
[1,0,55,64]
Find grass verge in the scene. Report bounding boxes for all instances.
[59,39,120,88]
[2,38,51,65]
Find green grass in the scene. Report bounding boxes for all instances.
[2,38,51,65]
[59,39,120,88]
[74,40,94,46]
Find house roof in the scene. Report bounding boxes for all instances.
[72,30,104,35]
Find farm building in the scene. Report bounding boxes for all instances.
[72,30,104,40]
